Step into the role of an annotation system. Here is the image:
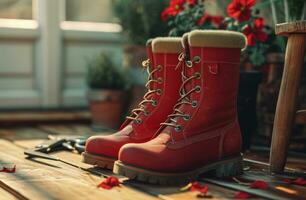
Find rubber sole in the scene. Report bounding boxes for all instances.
[113,155,243,185]
[82,152,116,170]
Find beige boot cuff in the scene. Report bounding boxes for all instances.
[188,30,246,49]
[152,37,183,53]
[146,39,153,46]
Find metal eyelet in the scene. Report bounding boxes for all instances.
[194,72,201,79]
[157,77,163,84]
[157,65,163,71]
[144,110,150,116]
[152,100,158,107]
[135,119,142,124]
[186,60,193,68]
[183,115,191,121]
[175,125,183,132]
[195,86,201,93]
[156,89,162,95]
[193,56,201,64]
[191,100,198,108]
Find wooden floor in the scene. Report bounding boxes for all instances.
[0,123,306,200]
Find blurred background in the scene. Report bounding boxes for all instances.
[0,0,305,153]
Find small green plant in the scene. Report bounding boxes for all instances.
[86,53,126,90]
[113,0,169,45]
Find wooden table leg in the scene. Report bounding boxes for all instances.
[269,34,306,173]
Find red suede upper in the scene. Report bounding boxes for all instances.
[85,41,182,159]
[118,37,243,172]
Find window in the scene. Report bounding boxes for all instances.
[0,0,33,19]
[65,0,116,23]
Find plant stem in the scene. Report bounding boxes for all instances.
[283,0,289,21]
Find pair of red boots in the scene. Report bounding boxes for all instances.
[83,30,246,184]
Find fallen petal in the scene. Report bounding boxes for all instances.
[97,176,120,190]
[0,165,16,173]
[234,191,254,199]
[250,180,268,189]
[190,181,208,194]
[292,177,306,186]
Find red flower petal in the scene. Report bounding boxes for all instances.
[190,181,208,194]
[227,0,256,22]
[97,176,120,190]
[196,14,211,26]
[250,180,268,189]
[234,191,254,199]
[0,165,16,173]
[245,0,256,7]
[211,16,224,25]
[254,18,265,29]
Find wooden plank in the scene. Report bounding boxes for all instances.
[6,125,297,200]
[16,138,242,200]
[0,139,158,200]
[0,187,19,200]
[0,126,49,141]
[0,111,90,124]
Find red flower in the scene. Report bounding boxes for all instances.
[0,165,16,173]
[97,176,120,190]
[227,0,256,22]
[161,0,186,21]
[250,180,268,189]
[243,17,268,46]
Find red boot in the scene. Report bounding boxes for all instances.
[114,30,246,184]
[83,38,183,169]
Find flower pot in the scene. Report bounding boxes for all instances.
[238,71,263,151]
[87,89,125,130]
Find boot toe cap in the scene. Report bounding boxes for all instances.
[85,135,125,158]
[118,142,172,172]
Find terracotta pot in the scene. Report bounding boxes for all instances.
[88,89,125,130]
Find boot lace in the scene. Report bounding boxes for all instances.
[161,53,201,132]
[126,59,163,124]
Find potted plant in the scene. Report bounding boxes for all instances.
[86,53,127,130]
[113,0,169,111]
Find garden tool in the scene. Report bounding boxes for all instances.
[25,135,88,154]
[83,37,184,169]
[114,30,247,184]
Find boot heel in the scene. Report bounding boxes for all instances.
[214,156,243,178]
